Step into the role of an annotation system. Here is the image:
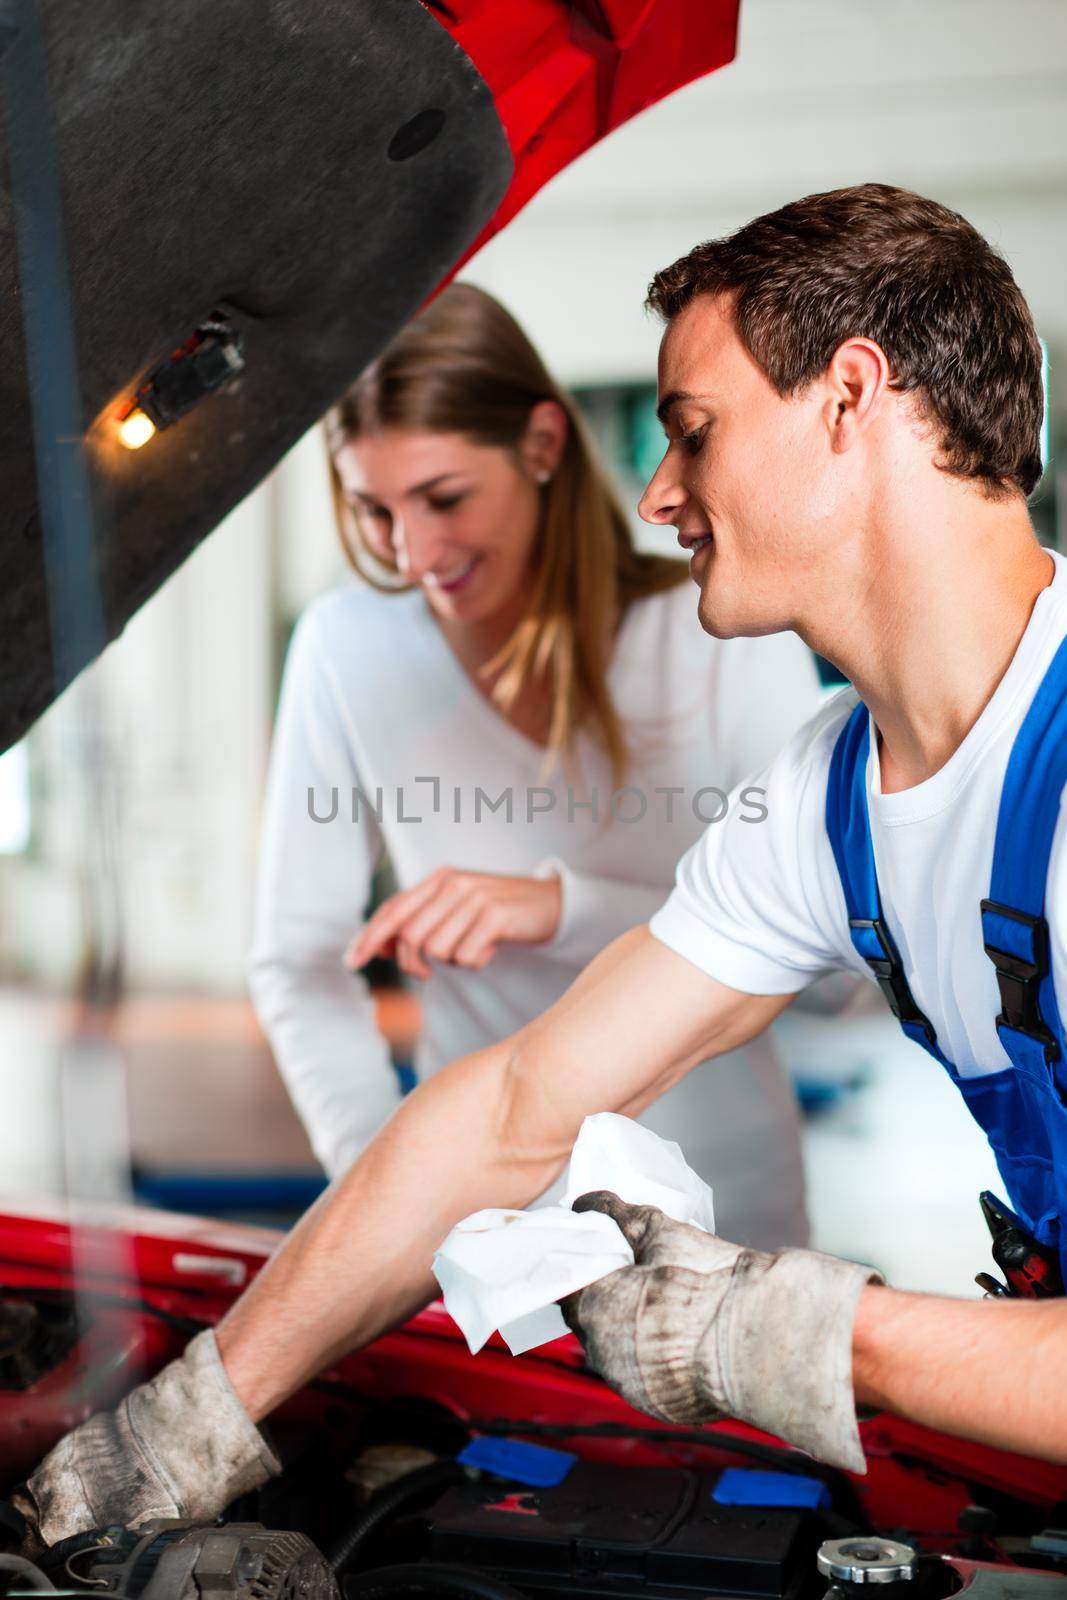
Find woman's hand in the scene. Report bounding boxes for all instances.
[345,867,562,979]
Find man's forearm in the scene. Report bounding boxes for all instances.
[217,933,646,1418]
[852,1284,1067,1462]
[19,931,798,1548]
[216,1037,563,1420]
[216,927,787,1423]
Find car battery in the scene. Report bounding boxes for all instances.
[425,1459,821,1598]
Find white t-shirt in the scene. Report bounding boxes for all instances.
[651,550,1067,1081]
[249,575,826,1245]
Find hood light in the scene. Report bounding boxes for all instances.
[114,315,244,451]
[117,408,157,450]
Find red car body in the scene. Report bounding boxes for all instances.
[430,0,741,263]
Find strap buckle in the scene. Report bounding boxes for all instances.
[981,900,1061,1065]
[850,917,938,1049]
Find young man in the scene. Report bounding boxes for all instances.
[20,184,1067,1545]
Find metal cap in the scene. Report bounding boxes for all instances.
[817,1537,918,1584]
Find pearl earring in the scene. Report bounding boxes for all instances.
[536,468,551,485]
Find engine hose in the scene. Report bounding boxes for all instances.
[343,1563,528,1600]
[327,1461,466,1575]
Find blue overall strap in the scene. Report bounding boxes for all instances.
[982,632,1067,1077]
[826,701,950,1065]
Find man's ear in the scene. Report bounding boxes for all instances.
[824,338,891,454]
[521,398,569,481]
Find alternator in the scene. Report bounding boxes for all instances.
[51,1521,339,1600]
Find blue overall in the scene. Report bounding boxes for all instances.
[825,635,1067,1283]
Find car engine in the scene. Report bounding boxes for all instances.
[4,1387,1067,1600]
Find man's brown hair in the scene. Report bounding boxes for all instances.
[648,183,1044,498]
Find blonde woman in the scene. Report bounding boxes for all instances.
[249,284,825,1247]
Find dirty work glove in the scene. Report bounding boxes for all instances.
[13,1328,279,1550]
[560,1192,880,1474]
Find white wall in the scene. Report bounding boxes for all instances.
[1,0,1064,992]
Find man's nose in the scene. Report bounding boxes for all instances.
[638,450,688,527]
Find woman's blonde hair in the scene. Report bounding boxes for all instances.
[325,283,686,784]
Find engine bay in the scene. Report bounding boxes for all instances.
[13,1398,1067,1600]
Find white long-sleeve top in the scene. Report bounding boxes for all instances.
[249,577,826,1248]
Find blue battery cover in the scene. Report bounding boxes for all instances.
[712,1468,830,1512]
[458,1436,578,1488]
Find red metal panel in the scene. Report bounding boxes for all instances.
[571,0,665,48]
[423,0,740,265]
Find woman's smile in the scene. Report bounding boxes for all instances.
[424,554,482,595]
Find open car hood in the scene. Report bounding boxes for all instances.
[0,0,739,754]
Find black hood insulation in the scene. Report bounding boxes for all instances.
[0,0,511,752]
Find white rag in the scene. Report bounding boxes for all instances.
[431,1112,716,1355]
